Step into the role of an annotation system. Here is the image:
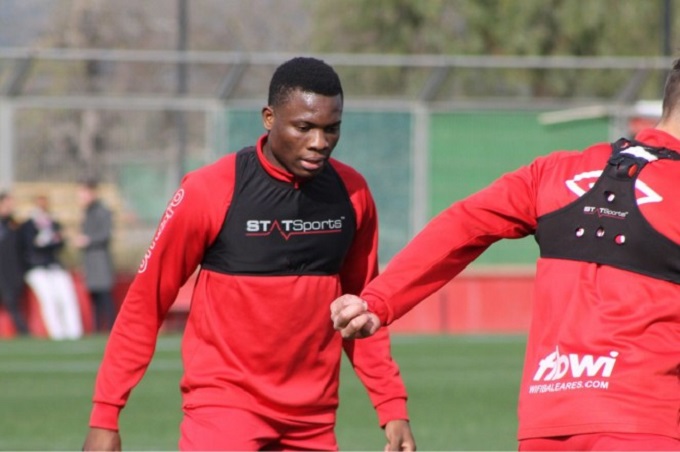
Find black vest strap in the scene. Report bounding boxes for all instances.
[609,137,680,178]
[535,138,680,283]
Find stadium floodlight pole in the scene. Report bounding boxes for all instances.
[0,100,14,189]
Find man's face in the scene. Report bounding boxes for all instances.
[0,195,13,216]
[261,89,342,180]
[35,195,49,211]
[77,186,94,207]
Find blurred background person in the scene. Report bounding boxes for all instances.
[20,194,82,340]
[0,191,30,337]
[74,179,116,333]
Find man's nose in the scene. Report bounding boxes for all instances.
[308,129,329,150]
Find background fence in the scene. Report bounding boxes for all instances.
[0,50,667,271]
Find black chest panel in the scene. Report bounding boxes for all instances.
[535,138,680,283]
[202,147,357,276]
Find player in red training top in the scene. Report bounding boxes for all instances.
[83,57,415,451]
[332,60,680,451]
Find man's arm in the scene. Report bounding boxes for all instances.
[85,205,113,247]
[83,428,121,452]
[333,162,540,338]
[84,159,235,450]
[336,164,415,450]
[342,333,415,451]
[385,419,416,452]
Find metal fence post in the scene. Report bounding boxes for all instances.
[411,102,429,236]
[0,99,14,189]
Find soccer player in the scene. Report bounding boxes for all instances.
[331,60,680,450]
[83,57,415,451]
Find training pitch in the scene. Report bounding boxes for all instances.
[0,334,526,451]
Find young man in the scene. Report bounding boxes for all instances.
[83,57,415,451]
[332,60,680,450]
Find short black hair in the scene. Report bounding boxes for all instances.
[79,177,100,190]
[268,57,343,107]
[662,58,680,119]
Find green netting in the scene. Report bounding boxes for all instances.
[118,163,168,223]
[330,111,412,261]
[118,156,208,224]
[429,111,610,265]
[221,109,262,153]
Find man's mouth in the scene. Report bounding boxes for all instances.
[300,158,325,171]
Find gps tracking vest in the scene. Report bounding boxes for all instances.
[202,147,356,276]
[535,138,680,283]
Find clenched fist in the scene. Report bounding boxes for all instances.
[330,294,381,339]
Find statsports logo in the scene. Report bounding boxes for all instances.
[582,205,629,219]
[245,217,346,240]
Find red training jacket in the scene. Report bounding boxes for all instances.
[89,134,408,430]
[362,128,680,440]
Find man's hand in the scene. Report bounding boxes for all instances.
[82,427,121,452]
[384,419,416,451]
[330,294,381,339]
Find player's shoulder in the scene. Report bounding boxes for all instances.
[535,141,612,170]
[180,153,238,201]
[329,158,370,191]
[185,153,237,184]
[195,152,238,174]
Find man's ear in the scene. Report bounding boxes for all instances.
[261,106,274,131]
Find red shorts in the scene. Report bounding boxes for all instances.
[179,406,338,451]
[519,433,680,451]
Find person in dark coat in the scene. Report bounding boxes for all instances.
[74,180,116,332]
[0,191,30,336]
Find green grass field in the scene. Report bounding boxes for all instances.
[0,334,526,451]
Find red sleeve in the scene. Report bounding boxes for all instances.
[362,161,539,326]
[89,156,236,431]
[336,160,379,295]
[334,160,409,426]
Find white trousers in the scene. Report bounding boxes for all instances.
[26,266,83,340]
